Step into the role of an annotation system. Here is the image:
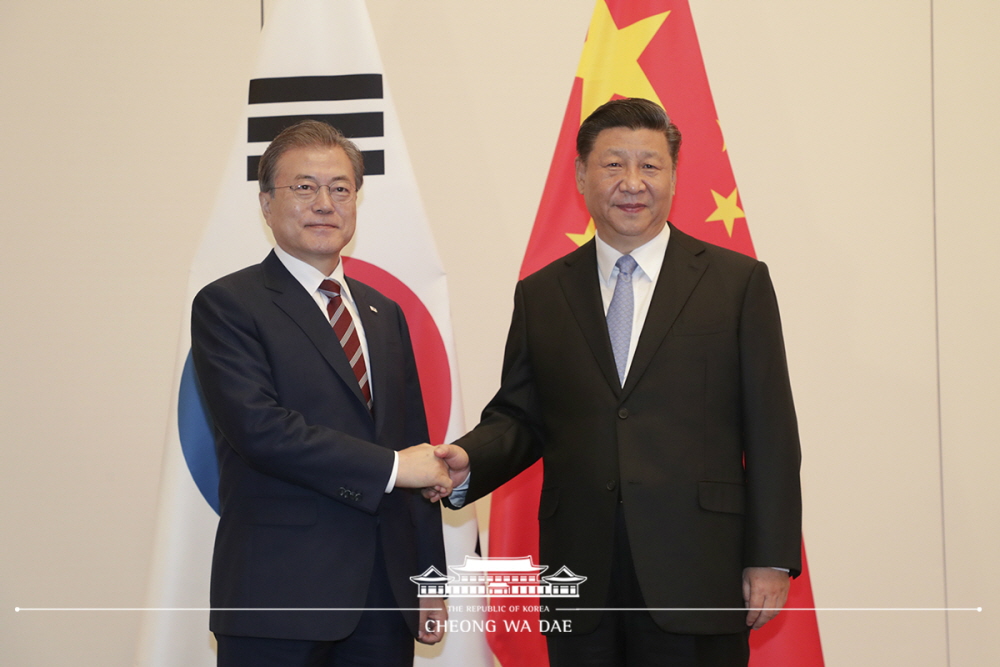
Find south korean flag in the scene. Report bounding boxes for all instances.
[138,3,488,667]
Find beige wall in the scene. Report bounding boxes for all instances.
[1,1,996,665]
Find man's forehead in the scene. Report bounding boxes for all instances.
[277,144,346,163]
[288,171,353,182]
[590,128,669,157]
[598,144,664,156]
[277,145,354,181]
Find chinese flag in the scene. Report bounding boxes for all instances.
[485,1,824,666]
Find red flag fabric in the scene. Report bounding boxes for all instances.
[485,2,823,665]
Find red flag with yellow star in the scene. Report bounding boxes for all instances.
[487,2,824,666]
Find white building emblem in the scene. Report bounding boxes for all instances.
[410,556,587,598]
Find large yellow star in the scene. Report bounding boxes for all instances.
[705,188,745,237]
[567,219,596,246]
[576,2,669,121]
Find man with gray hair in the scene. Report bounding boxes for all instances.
[192,120,450,666]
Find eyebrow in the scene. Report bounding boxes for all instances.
[292,173,353,183]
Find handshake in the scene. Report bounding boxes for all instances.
[395,443,470,503]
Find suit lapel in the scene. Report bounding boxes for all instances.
[621,225,708,400]
[261,252,373,418]
[558,242,622,396]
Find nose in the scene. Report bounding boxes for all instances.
[312,185,335,211]
[620,166,645,193]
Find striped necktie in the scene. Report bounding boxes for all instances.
[319,279,372,410]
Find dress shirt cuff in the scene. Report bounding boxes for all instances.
[447,474,471,507]
[384,451,399,493]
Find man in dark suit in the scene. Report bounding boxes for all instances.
[430,99,802,666]
[191,120,451,667]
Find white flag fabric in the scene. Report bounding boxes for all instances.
[136,2,491,665]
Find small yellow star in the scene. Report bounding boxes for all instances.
[567,219,596,246]
[576,1,670,121]
[705,188,745,237]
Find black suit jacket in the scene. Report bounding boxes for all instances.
[191,250,445,641]
[455,225,801,635]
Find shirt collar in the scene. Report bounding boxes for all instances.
[273,245,350,299]
[595,223,671,286]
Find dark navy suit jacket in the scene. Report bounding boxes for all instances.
[192,250,445,641]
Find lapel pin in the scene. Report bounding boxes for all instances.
[369,305,378,313]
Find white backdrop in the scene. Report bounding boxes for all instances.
[1,1,997,665]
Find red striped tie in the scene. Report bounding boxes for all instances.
[319,279,372,411]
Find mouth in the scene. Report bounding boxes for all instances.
[615,202,647,214]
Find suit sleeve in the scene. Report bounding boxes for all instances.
[191,280,394,515]
[739,261,803,576]
[453,281,546,503]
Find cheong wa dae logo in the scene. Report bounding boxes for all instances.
[410,556,586,598]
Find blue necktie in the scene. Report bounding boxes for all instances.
[607,255,637,386]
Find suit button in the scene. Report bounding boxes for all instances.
[618,408,629,419]
[606,479,617,492]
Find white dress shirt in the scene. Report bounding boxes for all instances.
[594,224,671,383]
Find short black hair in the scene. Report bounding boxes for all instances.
[576,98,681,165]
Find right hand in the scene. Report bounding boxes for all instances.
[422,445,470,502]
[395,444,452,496]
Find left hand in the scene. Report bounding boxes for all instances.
[742,567,790,629]
[417,597,448,644]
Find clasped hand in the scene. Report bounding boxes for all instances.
[395,444,470,502]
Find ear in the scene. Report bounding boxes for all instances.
[259,190,273,226]
[575,157,587,194]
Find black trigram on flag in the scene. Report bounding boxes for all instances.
[246,74,385,181]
